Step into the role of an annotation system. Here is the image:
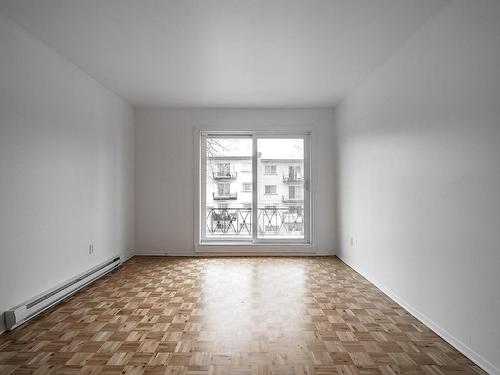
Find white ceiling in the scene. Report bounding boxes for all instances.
[0,0,446,107]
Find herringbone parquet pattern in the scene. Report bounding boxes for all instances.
[0,256,485,375]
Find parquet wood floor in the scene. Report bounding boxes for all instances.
[0,256,486,375]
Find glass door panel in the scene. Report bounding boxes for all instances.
[256,138,305,240]
[204,136,252,240]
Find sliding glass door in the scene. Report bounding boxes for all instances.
[202,134,253,241]
[200,131,310,243]
[255,137,308,241]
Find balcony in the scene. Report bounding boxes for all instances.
[213,192,238,200]
[282,173,304,183]
[212,171,237,180]
[206,207,303,236]
[282,195,304,203]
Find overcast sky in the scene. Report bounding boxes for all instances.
[207,137,303,159]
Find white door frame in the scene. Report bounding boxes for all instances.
[195,128,315,253]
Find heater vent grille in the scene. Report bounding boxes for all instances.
[26,256,120,309]
[5,256,121,330]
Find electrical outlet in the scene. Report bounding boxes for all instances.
[349,237,354,247]
[88,244,94,255]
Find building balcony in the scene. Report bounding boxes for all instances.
[282,174,304,183]
[212,171,237,180]
[213,192,238,200]
[282,195,304,203]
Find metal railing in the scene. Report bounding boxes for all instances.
[206,207,304,235]
[282,174,304,183]
[212,171,237,179]
[213,192,238,200]
[282,195,304,203]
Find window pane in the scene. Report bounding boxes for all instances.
[205,137,252,239]
[257,138,305,239]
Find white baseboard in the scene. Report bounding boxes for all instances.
[337,255,499,375]
[134,252,334,257]
[133,252,193,256]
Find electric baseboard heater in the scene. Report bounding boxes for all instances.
[4,255,121,330]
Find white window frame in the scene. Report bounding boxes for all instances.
[216,163,231,177]
[264,165,277,175]
[216,182,231,197]
[288,185,303,200]
[198,130,311,245]
[264,185,277,195]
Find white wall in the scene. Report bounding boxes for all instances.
[135,108,336,255]
[335,1,500,372]
[0,14,135,332]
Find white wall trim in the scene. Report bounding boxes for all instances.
[134,251,335,257]
[337,255,499,375]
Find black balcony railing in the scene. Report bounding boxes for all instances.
[213,192,238,200]
[206,207,304,235]
[282,195,304,203]
[282,174,304,183]
[212,171,237,179]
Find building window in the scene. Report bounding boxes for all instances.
[264,165,277,175]
[288,165,302,177]
[288,186,303,200]
[217,183,231,196]
[217,163,230,175]
[200,131,310,243]
[264,185,277,195]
